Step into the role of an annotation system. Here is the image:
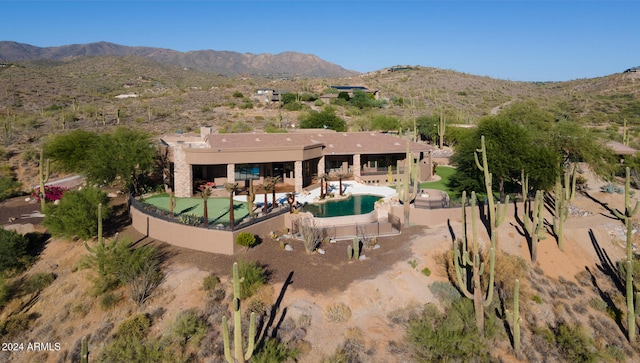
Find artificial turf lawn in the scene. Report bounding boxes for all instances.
[143,194,250,225]
[420,166,457,198]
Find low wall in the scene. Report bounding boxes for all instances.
[391,201,522,227]
[130,204,287,255]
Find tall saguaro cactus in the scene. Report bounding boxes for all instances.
[39,148,50,213]
[613,167,640,342]
[505,279,521,353]
[454,190,496,336]
[80,335,89,363]
[474,135,509,248]
[525,190,546,263]
[553,164,577,251]
[222,262,256,363]
[397,139,419,228]
[437,112,446,149]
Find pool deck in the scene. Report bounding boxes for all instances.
[233,181,397,206]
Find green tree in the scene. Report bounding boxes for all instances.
[449,117,560,197]
[350,89,380,109]
[43,187,110,240]
[0,227,30,275]
[371,115,401,132]
[45,128,155,194]
[300,108,346,131]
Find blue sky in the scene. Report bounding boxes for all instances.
[2,1,638,82]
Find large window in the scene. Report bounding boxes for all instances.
[235,164,261,181]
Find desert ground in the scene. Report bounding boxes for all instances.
[0,167,637,362]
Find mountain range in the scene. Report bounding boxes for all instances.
[0,41,358,78]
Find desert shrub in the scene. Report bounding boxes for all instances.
[0,277,9,308]
[428,281,462,308]
[421,267,431,277]
[43,187,110,240]
[253,337,299,363]
[0,313,39,337]
[0,174,21,202]
[23,272,55,293]
[405,300,495,363]
[82,237,163,305]
[232,91,244,98]
[325,302,352,323]
[99,314,168,362]
[237,259,267,300]
[173,310,207,346]
[100,292,121,310]
[0,227,30,275]
[605,344,626,362]
[235,232,257,248]
[553,323,597,363]
[202,274,219,292]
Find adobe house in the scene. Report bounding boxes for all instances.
[160,127,434,197]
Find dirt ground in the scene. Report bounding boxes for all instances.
[0,167,637,362]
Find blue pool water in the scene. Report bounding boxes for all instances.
[301,194,382,218]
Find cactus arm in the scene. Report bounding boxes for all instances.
[483,245,495,307]
[222,316,233,363]
[244,312,256,361]
[454,248,474,300]
[505,279,521,352]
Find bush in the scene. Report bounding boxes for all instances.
[325,302,352,323]
[0,313,37,337]
[0,174,22,202]
[253,337,299,363]
[202,274,219,292]
[232,91,244,98]
[173,310,207,346]
[99,314,169,362]
[406,300,494,362]
[178,213,203,226]
[43,187,110,240]
[31,185,66,202]
[0,227,30,275]
[553,323,597,363]
[236,232,257,248]
[100,292,121,310]
[428,281,462,308]
[237,259,267,300]
[421,267,431,276]
[23,272,55,294]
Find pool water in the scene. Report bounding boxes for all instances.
[301,194,381,218]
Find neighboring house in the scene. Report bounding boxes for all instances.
[606,140,638,163]
[253,89,285,103]
[161,127,434,197]
[326,85,380,100]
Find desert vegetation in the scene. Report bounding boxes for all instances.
[1,55,640,362]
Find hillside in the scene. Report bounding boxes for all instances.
[0,41,358,78]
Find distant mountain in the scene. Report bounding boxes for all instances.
[0,41,359,78]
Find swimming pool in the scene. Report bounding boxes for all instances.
[301,194,382,218]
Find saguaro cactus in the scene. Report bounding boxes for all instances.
[525,190,546,263]
[397,140,419,228]
[437,112,446,149]
[553,164,576,251]
[613,166,640,342]
[454,190,496,336]
[474,135,509,248]
[505,279,521,353]
[80,335,89,363]
[222,262,256,363]
[39,148,50,213]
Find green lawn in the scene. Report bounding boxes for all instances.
[420,166,457,198]
[143,194,250,226]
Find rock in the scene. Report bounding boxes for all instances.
[284,244,294,251]
[329,238,337,244]
[373,244,381,250]
[317,248,325,255]
[358,255,367,261]
[24,197,31,202]
[107,192,118,198]
[53,200,60,205]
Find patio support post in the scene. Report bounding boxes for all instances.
[173,145,193,197]
[353,154,361,177]
[294,160,303,192]
[227,163,235,183]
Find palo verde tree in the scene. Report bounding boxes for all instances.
[299,107,346,131]
[45,127,155,195]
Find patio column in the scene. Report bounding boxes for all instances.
[174,145,193,197]
[227,163,235,183]
[294,160,303,193]
[318,155,325,176]
[353,154,361,177]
